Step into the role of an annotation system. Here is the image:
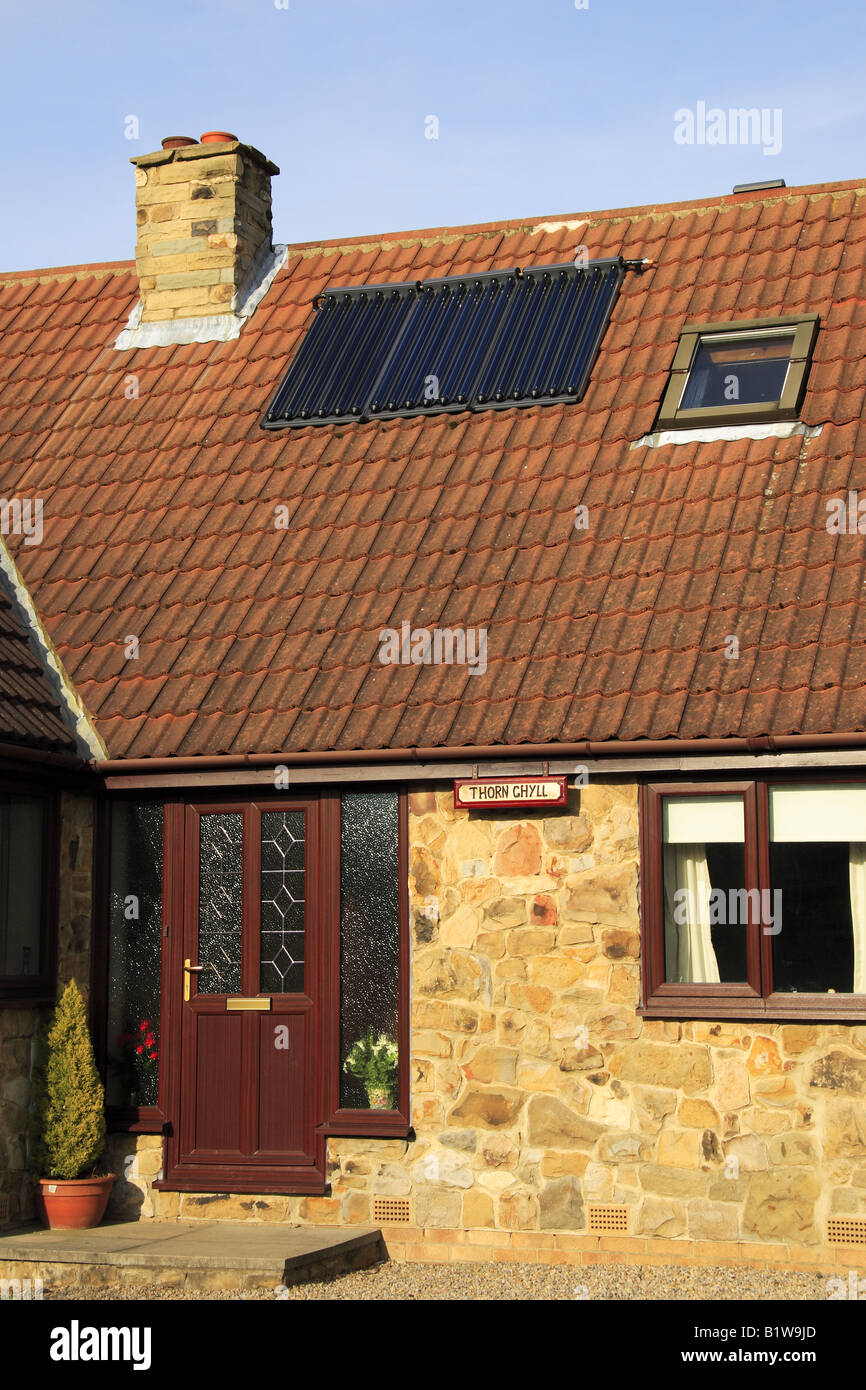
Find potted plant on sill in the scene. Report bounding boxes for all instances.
[343,1030,398,1109]
[28,978,115,1229]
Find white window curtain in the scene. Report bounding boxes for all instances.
[848,844,866,994]
[663,844,720,984]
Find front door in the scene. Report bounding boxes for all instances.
[165,798,327,1192]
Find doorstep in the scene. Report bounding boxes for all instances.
[0,1220,385,1294]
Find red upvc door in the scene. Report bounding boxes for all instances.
[162,798,327,1193]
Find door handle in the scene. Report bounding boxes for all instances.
[183,958,204,1001]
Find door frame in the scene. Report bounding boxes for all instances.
[159,791,332,1194]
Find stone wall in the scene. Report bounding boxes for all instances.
[0,791,94,1226]
[0,1007,38,1226]
[108,779,866,1267]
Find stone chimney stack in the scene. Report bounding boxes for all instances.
[131,133,280,324]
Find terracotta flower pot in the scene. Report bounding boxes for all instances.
[200,130,238,145]
[161,136,196,150]
[36,1175,115,1230]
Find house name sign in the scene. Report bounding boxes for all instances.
[453,776,569,809]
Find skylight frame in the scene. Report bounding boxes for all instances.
[261,257,626,430]
[656,313,819,429]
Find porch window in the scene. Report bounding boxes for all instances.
[0,792,56,1003]
[642,779,866,1019]
[339,790,401,1110]
[105,801,163,1110]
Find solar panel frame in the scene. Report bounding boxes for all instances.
[261,257,625,430]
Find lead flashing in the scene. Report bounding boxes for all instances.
[631,420,822,449]
[114,243,288,349]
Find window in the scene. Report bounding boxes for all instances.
[105,801,164,1113]
[0,791,57,1003]
[641,779,866,1019]
[261,259,625,428]
[656,315,818,428]
[339,790,401,1110]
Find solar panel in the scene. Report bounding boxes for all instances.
[261,258,625,429]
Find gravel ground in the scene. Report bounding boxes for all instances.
[46,1260,833,1301]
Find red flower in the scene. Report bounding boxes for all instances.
[135,1044,145,1055]
[149,1052,158,1062]
[140,1019,151,1031]
[145,1033,155,1048]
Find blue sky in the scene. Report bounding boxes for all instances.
[1,0,864,271]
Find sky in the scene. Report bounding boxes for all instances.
[1,0,865,271]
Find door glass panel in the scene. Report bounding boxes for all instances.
[198,812,243,994]
[260,809,305,994]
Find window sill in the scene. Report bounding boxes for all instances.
[317,1112,413,1139]
[107,1107,167,1135]
[640,994,866,1023]
[0,990,55,1008]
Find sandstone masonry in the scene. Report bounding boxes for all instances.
[132,140,279,323]
[105,781,866,1268]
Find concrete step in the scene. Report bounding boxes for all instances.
[0,1220,385,1294]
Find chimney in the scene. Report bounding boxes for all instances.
[131,133,280,324]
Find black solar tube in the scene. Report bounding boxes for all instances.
[266,297,343,420]
[373,286,451,410]
[289,293,368,417]
[331,290,418,416]
[557,265,622,394]
[331,292,410,416]
[507,272,571,399]
[400,285,469,405]
[545,269,610,393]
[471,275,534,400]
[353,289,421,415]
[424,281,488,402]
[320,292,413,417]
[524,271,592,397]
[269,296,345,420]
[393,285,470,407]
[475,273,552,401]
[449,279,513,403]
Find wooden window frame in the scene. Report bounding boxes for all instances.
[640,776,866,1021]
[316,787,411,1138]
[655,314,819,429]
[0,780,59,1007]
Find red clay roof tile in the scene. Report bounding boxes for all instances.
[4,179,866,755]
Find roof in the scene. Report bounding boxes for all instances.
[0,560,78,753]
[1,177,866,761]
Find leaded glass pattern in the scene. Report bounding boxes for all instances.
[198,812,243,994]
[106,801,163,1107]
[260,809,305,994]
[340,791,400,1108]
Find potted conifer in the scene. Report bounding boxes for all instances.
[28,979,115,1229]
